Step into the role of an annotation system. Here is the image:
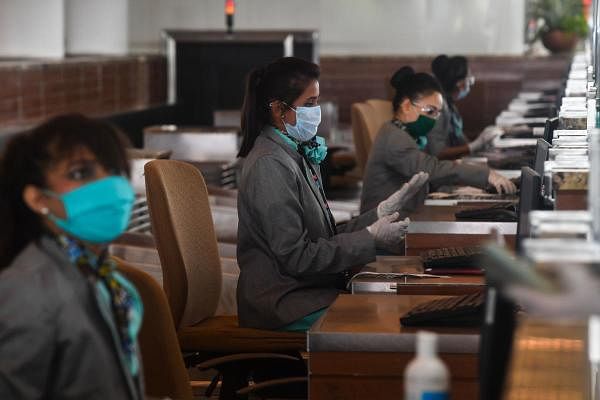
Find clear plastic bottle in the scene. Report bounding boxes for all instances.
[404,331,450,400]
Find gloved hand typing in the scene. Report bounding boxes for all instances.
[468,126,503,153]
[367,212,410,253]
[488,170,517,194]
[377,172,429,218]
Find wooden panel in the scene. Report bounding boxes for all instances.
[555,190,587,210]
[319,54,570,137]
[310,352,479,400]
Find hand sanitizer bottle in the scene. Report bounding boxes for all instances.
[405,331,450,400]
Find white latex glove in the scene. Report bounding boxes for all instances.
[488,170,517,194]
[377,172,429,218]
[507,264,600,319]
[367,212,410,253]
[468,126,504,153]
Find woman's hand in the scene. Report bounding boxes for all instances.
[468,126,503,153]
[377,172,429,218]
[488,170,517,194]
[507,264,600,319]
[367,212,410,253]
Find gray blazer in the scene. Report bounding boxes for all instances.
[237,126,377,330]
[360,121,490,213]
[426,101,467,157]
[0,237,143,400]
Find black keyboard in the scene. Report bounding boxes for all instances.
[455,203,518,222]
[400,291,485,327]
[420,246,482,269]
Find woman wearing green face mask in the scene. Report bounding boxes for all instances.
[0,114,144,399]
[360,66,516,213]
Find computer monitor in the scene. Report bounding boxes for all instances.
[478,168,541,399]
[543,117,559,143]
[515,167,542,254]
[533,139,550,176]
[478,285,517,400]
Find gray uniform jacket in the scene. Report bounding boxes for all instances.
[0,237,144,400]
[360,121,490,213]
[237,126,377,330]
[427,101,467,157]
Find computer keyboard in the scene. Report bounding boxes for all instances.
[400,291,485,327]
[454,203,518,222]
[420,246,483,270]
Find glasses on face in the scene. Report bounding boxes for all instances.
[411,101,442,119]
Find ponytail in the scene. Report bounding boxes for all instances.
[239,67,268,157]
[238,57,320,157]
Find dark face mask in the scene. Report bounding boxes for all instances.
[405,114,436,149]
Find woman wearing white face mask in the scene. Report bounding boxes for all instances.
[428,55,502,160]
[236,57,428,331]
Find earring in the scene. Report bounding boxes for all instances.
[40,207,49,215]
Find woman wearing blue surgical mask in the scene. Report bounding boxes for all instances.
[429,55,502,160]
[0,114,144,399]
[236,57,428,331]
[360,66,516,213]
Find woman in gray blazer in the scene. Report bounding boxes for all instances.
[0,115,144,399]
[428,55,502,160]
[236,57,428,331]
[360,67,516,213]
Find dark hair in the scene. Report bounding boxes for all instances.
[238,57,320,157]
[0,113,131,269]
[390,66,442,112]
[431,54,468,95]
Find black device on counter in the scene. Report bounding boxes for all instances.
[455,203,518,222]
[400,291,485,327]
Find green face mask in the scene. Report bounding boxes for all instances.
[405,115,436,150]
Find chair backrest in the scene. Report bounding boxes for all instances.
[144,159,222,329]
[351,102,383,172]
[115,257,193,400]
[365,99,394,130]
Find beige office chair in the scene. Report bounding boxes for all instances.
[365,99,394,129]
[144,159,306,399]
[114,257,193,400]
[351,102,385,174]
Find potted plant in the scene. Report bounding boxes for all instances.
[531,0,588,53]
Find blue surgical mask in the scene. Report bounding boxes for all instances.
[456,86,470,100]
[283,104,321,142]
[46,176,135,243]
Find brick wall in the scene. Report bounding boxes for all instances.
[0,55,166,130]
[0,53,570,140]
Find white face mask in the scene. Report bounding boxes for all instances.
[283,105,321,142]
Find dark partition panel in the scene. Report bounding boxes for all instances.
[164,30,318,125]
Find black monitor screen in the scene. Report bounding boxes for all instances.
[543,117,559,143]
[515,166,542,253]
[534,139,550,176]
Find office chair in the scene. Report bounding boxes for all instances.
[144,159,307,399]
[365,99,394,128]
[351,102,382,174]
[114,257,194,400]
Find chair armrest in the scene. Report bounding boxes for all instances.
[236,377,307,396]
[196,352,301,370]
